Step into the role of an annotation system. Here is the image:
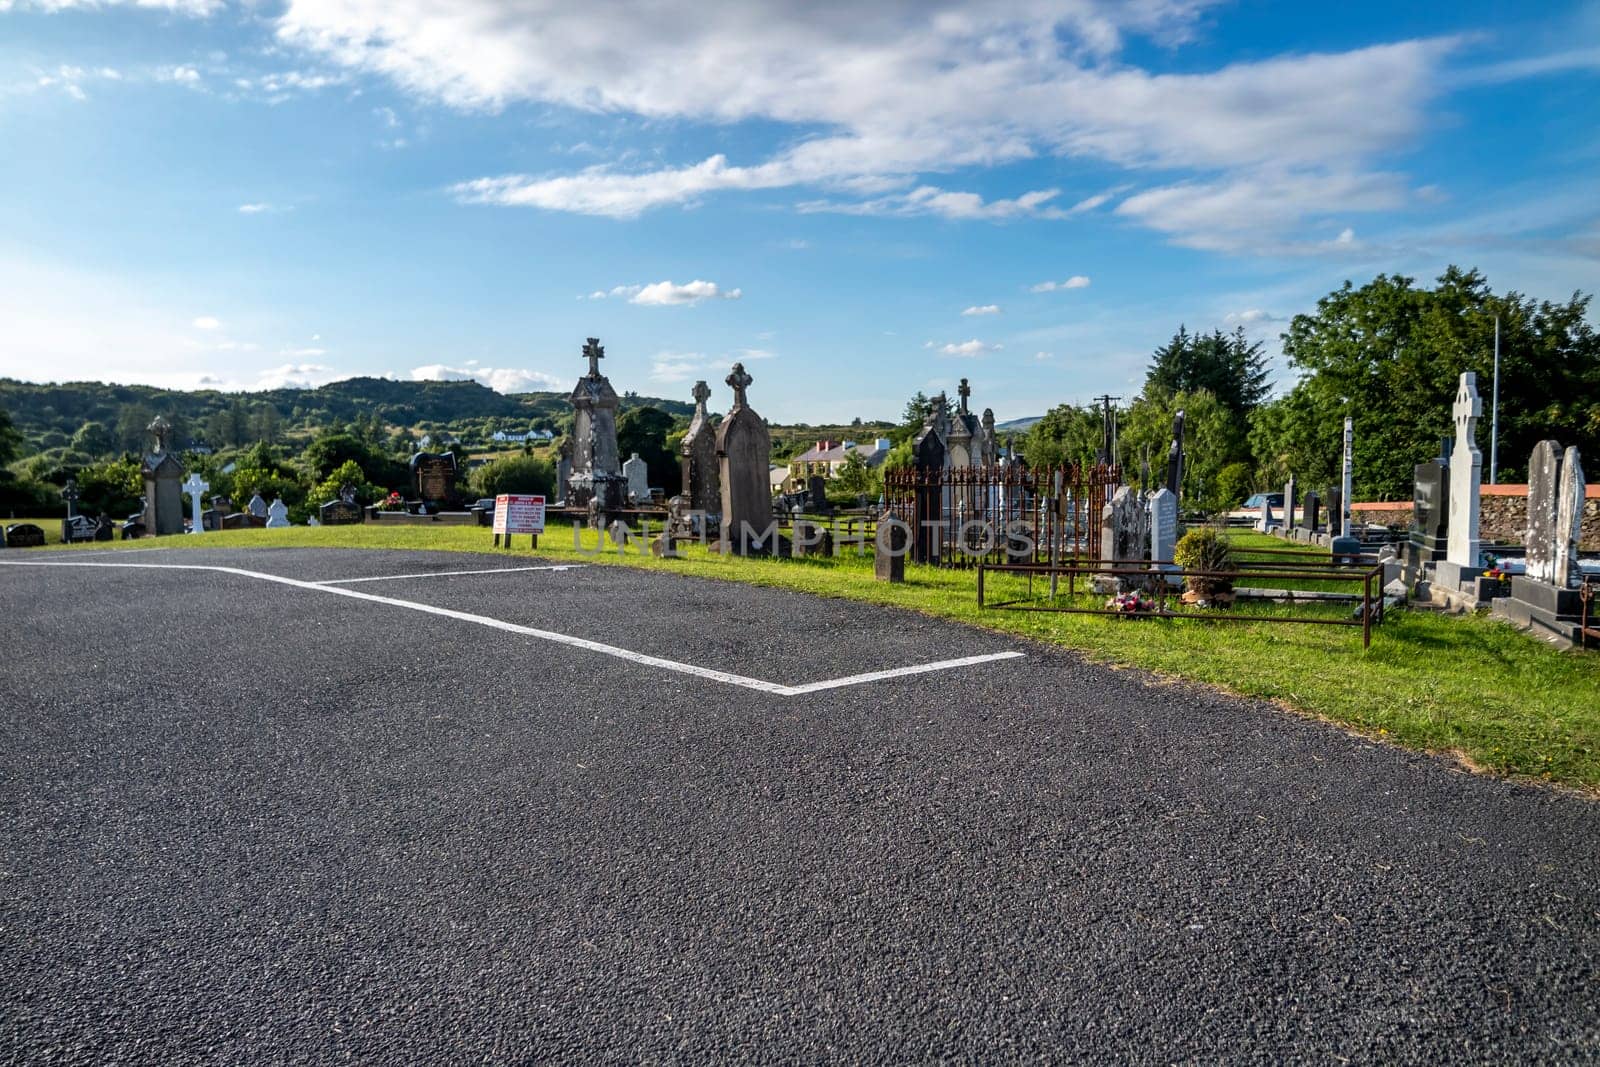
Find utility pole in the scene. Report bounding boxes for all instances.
[1489,315,1501,484]
[1092,394,1121,466]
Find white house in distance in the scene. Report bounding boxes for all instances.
[491,428,556,444]
[788,439,893,485]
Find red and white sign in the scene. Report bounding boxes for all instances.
[493,494,546,535]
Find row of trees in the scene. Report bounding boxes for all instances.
[1025,268,1600,508]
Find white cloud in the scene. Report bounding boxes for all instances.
[933,339,1002,357]
[1115,170,1402,252]
[1030,276,1092,292]
[589,279,742,306]
[281,1,1466,244]
[962,304,1001,316]
[192,315,221,330]
[255,362,339,390]
[158,65,203,87]
[0,0,220,12]
[650,347,773,384]
[1224,309,1283,326]
[410,363,563,393]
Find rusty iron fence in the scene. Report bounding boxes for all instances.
[882,463,1123,568]
[1581,577,1600,650]
[976,555,1389,648]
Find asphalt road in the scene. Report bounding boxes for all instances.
[2,547,1596,1064]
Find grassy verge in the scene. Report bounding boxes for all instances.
[20,520,1600,792]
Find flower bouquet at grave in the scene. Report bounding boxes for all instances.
[1174,527,1237,609]
[1105,590,1158,617]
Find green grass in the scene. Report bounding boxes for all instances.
[20,520,1600,792]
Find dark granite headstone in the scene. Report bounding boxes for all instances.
[911,423,946,565]
[807,475,830,513]
[318,499,365,526]
[1325,488,1342,536]
[1410,460,1448,555]
[5,523,46,548]
[62,513,99,544]
[94,516,114,541]
[409,452,458,505]
[875,510,907,583]
[1299,491,1320,532]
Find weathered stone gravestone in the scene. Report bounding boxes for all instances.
[791,519,832,558]
[623,452,650,505]
[1097,486,1149,590]
[265,499,290,528]
[568,337,627,512]
[182,473,209,535]
[875,511,907,583]
[1300,491,1321,533]
[1283,475,1296,529]
[141,416,186,536]
[679,380,720,519]
[410,451,457,509]
[248,493,268,518]
[5,523,45,548]
[1524,440,1562,583]
[1148,487,1180,585]
[1554,447,1585,589]
[716,363,774,555]
[60,480,98,544]
[807,474,829,513]
[1165,410,1185,496]
[1338,416,1354,537]
[555,436,574,505]
[1446,372,1482,569]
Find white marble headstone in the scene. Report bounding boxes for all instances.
[1553,446,1585,589]
[1340,416,1353,537]
[623,452,650,504]
[182,473,209,535]
[265,498,290,528]
[1446,373,1481,567]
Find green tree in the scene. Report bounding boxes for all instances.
[75,456,143,516]
[307,459,382,509]
[116,404,155,452]
[0,405,23,467]
[834,450,879,497]
[1025,404,1102,469]
[470,454,555,498]
[1145,326,1272,417]
[71,420,116,456]
[1273,267,1599,499]
[1119,389,1241,512]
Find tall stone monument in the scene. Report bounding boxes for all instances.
[1165,410,1185,496]
[910,410,946,564]
[568,337,626,512]
[1148,487,1180,585]
[1339,417,1353,538]
[1495,442,1590,646]
[716,363,773,555]
[183,473,209,535]
[1553,447,1585,589]
[1445,372,1482,571]
[1524,440,1562,583]
[679,379,721,518]
[140,416,186,536]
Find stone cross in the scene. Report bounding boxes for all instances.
[265,498,290,528]
[958,378,971,414]
[182,473,210,535]
[148,415,172,454]
[726,362,753,408]
[692,379,711,412]
[1446,372,1482,568]
[583,337,605,377]
[61,479,80,518]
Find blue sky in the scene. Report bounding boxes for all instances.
[1,0,1596,424]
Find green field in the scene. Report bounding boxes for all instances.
[15,520,1600,792]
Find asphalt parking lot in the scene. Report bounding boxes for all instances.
[3,547,1597,1063]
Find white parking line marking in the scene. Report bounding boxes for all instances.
[313,565,583,585]
[0,560,1024,696]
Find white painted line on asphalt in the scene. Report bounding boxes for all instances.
[0,560,1025,696]
[312,565,583,585]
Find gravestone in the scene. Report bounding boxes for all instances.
[623,452,650,505]
[1255,498,1275,533]
[248,493,268,518]
[141,416,187,536]
[568,337,627,512]
[1165,410,1185,495]
[410,451,457,508]
[5,523,45,548]
[807,474,829,513]
[1148,487,1180,586]
[319,491,364,526]
[1300,491,1320,532]
[265,499,290,528]
[1410,459,1449,557]
[1099,486,1149,590]
[679,380,721,519]
[791,519,832,558]
[1524,440,1562,583]
[182,473,209,535]
[202,509,221,532]
[59,479,97,544]
[910,415,946,564]
[875,510,907,583]
[1445,372,1482,569]
[1553,446,1585,589]
[716,363,774,555]
[1284,475,1296,529]
[555,437,574,505]
[1339,416,1353,537]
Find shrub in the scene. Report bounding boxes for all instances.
[471,454,555,499]
[1174,526,1236,603]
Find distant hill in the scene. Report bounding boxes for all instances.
[0,376,694,447]
[995,415,1041,433]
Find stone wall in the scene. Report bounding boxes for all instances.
[1352,485,1600,549]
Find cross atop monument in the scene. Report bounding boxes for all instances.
[726,362,753,408]
[148,415,172,454]
[692,379,711,411]
[582,337,605,377]
[61,479,79,505]
[1453,371,1481,451]
[958,378,971,413]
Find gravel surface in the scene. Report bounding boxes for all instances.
[2,548,1596,1064]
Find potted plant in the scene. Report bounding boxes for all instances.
[1174,527,1237,608]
